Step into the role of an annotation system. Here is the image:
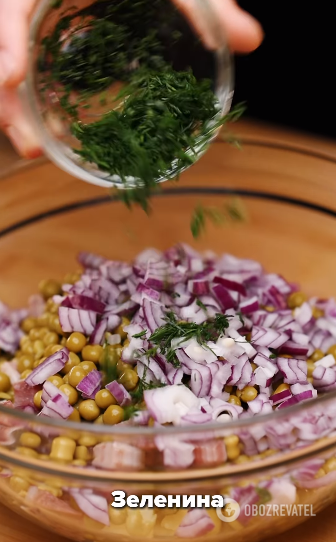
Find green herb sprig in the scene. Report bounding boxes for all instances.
[39,0,246,236]
[190,198,247,239]
[142,311,230,367]
[72,69,223,197]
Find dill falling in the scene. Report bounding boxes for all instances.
[39,0,246,234]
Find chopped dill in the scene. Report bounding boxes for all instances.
[190,198,247,239]
[147,311,230,367]
[39,0,246,235]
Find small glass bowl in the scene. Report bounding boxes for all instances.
[25,0,233,188]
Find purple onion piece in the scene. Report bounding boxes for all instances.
[89,319,107,345]
[277,390,313,409]
[39,394,73,419]
[212,284,236,310]
[25,348,69,386]
[61,294,105,314]
[270,389,292,405]
[59,307,96,335]
[105,381,132,406]
[76,370,102,397]
[213,275,247,296]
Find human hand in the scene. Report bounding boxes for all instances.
[172,0,263,52]
[0,0,262,159]
[0,0,41,158]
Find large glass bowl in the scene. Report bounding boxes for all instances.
[1,126,336,541]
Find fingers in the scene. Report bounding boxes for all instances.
[0,0,37,87]
[0,0,41,157]
[209,0,264,53]
[171,0,221,49]
[0,86,42,159]
[171,0,263,53]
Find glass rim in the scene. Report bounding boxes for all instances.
[1,406,336,482]
[1,385,336,436]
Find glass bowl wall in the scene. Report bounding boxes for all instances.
[1,127,336,541]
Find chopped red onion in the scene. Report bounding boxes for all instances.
[135,282,161,301]
[312,365,336,388]
[279,340,309,356]
[211,401,243,420]
[61,294,105,314]
[78,251,107,269]
[69,489,109,526]
[39,394,74,419]
[143,298,166,333]
[0,362,20,384]
[105,381,131,406]
[209,363,232,399]
[180,300,208,324]
[104,299,138,317]
[181,410,213,424]
[254,366,275,387]
[187,279,209,296]
[264,285,287,310]
[270,389,292,405]
[104,314,121,331]
[247,394,272,415]
[41,380,68,407]
[277,390,314,409]
[314,354,335,368]
[277,357,307,384]
[228,356,254,389]
[76,370,102,397]
[240,296,259,314]
[252,326,288,349]
[231,485,260,525]
[100,261,132,283]
[155,434,195,468]
[144,385,199,425]
[90,277,119,304]
[291,383,317,398]
[213,275,246,295]
[28,294,46,317]
[89,319,107,345]
[295,469,336,489]
[176,509,214,538]
[212,284,236,311]
[25,348,69,386]
[0,320,23,354]
[59,307,96,334]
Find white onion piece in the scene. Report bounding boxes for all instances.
[69,489,109,526]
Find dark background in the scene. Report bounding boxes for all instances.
[233,2,333,138]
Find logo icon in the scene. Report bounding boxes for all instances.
[216,496,241,523]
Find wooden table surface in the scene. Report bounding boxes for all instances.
[1,119,336,541]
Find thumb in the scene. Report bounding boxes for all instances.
[0,0,37,87]
[209,0,264,53]
[171,0,263,52]
[0,86,42,159]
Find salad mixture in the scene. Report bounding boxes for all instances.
[1,244,336,535]
[1,244,336,437]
